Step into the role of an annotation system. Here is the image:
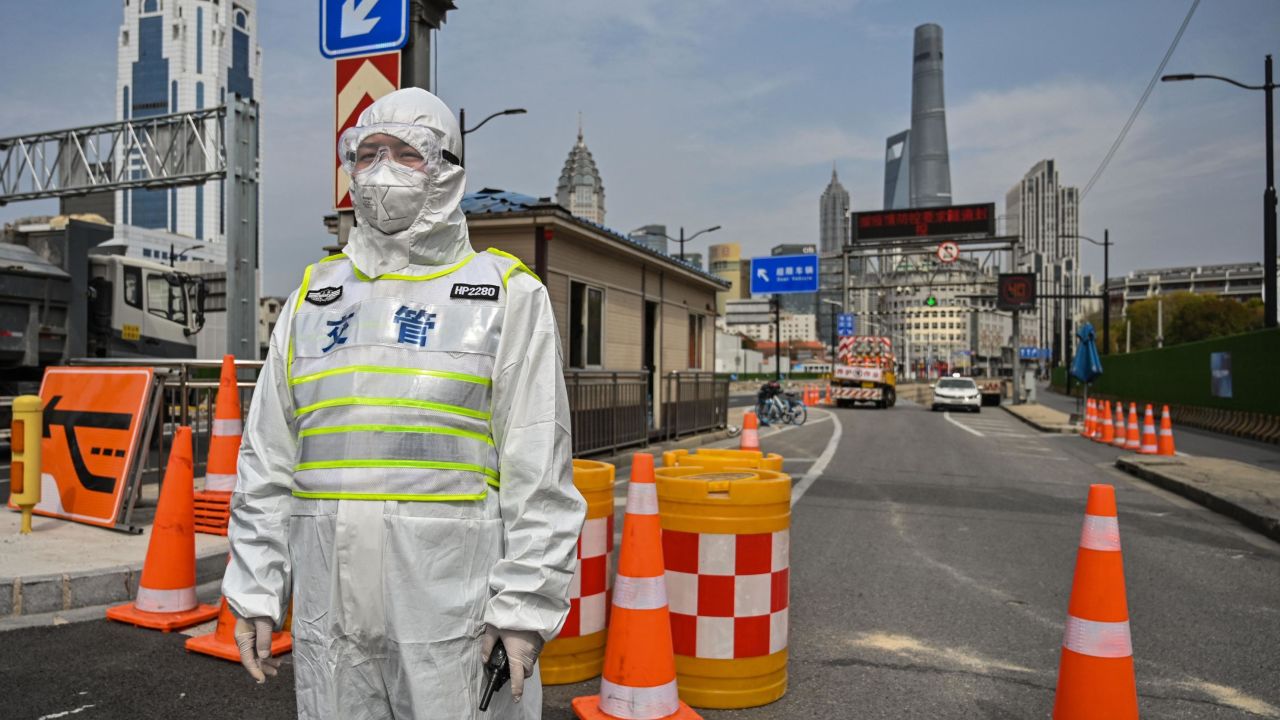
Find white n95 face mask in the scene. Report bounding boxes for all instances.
[339,123,456,236]
[351,163,430,235]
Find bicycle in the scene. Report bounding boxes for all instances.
[780,390,808,426]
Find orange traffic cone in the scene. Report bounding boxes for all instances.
[107,427,220,631]
[194,355,242,536]
[740,411,760,452]
[1124,403,1140,451]
[1139,405,1158,455]
[1098,401,1114,445]
[1081,399,1095,438]
[1111,404,1127,448]
[1157,405,1176,456]
[823,384,832,406]
[572,454,700,720]
[186,594,291,661]
[1053,484,1138,719]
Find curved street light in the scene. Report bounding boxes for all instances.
[458,107,528,168]
[1162,55,1276,328]
[628,224,722,264]
[1059,232,1114,355]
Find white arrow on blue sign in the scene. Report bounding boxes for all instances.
[837,313,855,336]
[320,0,409,59]
[750,254,819,295]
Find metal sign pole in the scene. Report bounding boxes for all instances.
[1012,309,1022,405]
[224,97,260,361]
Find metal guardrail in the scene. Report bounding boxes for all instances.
[55,361,728,471]
[70,358,263,483]
[565,370,650,456]
[659,371,728,444]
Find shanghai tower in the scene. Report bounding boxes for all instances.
[908,23,952,207]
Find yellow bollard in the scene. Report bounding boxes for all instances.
[10,395,43,534]
[663,447,784,472]
[655,466,792,709]
[540,459,616,685]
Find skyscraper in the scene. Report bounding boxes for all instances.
[1006,159,1082,365]
[115,0,261,242]
[883,130,911,209]
[629,224,668,254]
[819,164,850,254]
[556,119,606,225]
[909,23,952,208]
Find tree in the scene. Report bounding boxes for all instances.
[1088,292,1267,352]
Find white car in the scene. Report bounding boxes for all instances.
[931,376,982,413]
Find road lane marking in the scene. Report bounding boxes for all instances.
[1173,680,1280,718]
[38,706,96,720]
[791,410,843,506]
[944,411,984,437]
[850,632,1037,676]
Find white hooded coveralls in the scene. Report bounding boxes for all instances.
[222,88,585,719]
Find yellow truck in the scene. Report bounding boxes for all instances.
[832,335,897,409]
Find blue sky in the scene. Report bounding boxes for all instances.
[1,0,1276,295]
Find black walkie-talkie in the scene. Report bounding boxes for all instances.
[479,639,511,712]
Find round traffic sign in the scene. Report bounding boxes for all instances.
[936,241,960,263]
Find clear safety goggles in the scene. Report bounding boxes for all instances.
[337,123,460,178]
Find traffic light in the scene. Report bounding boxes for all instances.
[924,295,938,307]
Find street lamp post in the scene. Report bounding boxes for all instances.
[629,225,722,264]
[170,243,205,268]
[821,298,841,367]
[1163,55,1276,328]
[1060,232,1113,354]
[458,107,528,169]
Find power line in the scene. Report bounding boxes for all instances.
[1081,0,1201,199]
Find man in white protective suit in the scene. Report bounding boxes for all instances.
[221,87,586,719]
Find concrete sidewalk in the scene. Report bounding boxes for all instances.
[1117,454,1280,543]
[1,482,229,625]
[1002,402,1078,434]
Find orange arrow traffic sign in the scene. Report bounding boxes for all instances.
[334,51,401,210]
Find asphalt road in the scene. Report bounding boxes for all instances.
[4,403,1278,719]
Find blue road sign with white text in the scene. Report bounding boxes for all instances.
[320,0,409,59]
[837,313,855,336]
[750,254,819,295]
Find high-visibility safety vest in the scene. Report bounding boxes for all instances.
[286,248,536,503]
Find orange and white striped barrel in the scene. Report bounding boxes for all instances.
[655,466,792,709]
[542,459,615,685]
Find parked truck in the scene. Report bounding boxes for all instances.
[832,335,897,409]
[0,215,205,396]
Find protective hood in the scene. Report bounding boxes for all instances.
[343,88,472,278]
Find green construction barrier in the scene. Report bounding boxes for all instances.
[1071,329,1278,415]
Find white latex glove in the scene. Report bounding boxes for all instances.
[234,614,283,683]
[481,626,544,703]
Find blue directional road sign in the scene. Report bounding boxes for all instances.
[750,254,820,295]
[837,313,855,337]
[321,0,409,59]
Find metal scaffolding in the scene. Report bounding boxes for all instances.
[0,107,226,204]
[0,101,260,360]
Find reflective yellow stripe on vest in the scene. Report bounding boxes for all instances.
[285,253,520,502]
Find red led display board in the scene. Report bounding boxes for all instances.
[852,203,996,242]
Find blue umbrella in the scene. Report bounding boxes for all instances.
[1071,322,1103,383]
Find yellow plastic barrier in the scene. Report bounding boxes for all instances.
[540,459,615,685]
[662,447,783,472]
[655,466,792,710]
[10,395,42,534]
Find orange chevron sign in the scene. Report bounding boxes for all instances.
[334,51,401,209]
